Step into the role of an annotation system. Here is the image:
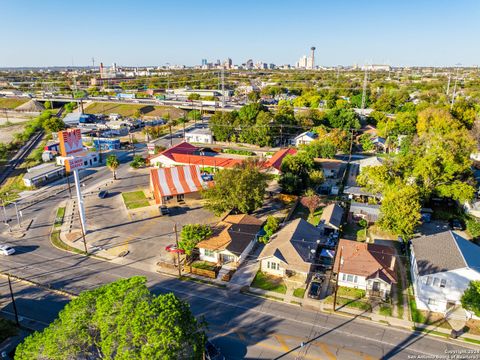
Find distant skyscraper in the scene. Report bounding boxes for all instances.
[296,47,316,69]
[224,58,233,69]
[201,59,208,66]
[246,59,254,69]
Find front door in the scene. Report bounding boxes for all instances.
[372,281,380,292]
[222,254,235,264]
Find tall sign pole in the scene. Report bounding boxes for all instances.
[73,168,88,254]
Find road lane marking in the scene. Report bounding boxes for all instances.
[274,334,290,352]
[319,343,336,360]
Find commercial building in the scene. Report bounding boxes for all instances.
[23,163,65,187]
[91,137,121,151]
[184,128,213,144]
[63,113,97,127]
[150,165,210,205]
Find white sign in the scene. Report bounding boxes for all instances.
[66,157,85,172]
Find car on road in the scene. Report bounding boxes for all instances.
[307,281,322,299]
[450,218,464,231]
[0,244,15,256]
[165,244,185,254]
[98,190,109,199]
[205,340,224,360]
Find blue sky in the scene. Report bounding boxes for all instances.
[1,0,479,67]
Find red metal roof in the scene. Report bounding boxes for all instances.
[264,148,297,171]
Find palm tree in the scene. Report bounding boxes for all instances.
[106,154,120,180]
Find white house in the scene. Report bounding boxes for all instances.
[196,214,263,269]
[292,131,317,147]
[410,231,480,317]
[334,239,397,300]
[258,218,321,282]
[184,128,213,144]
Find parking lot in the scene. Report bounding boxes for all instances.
[81,176,219,272]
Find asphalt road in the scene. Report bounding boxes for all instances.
[0,152,478,359]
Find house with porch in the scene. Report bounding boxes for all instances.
[196,214,264,269]
[410,231,480,317]
[334,239,397,300]
[292,131,317,147]
[258,218,321,282]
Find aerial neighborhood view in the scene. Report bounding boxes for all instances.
[1,1,480,359]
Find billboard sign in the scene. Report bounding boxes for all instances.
[65,157,85,172]
[58,129,83,157]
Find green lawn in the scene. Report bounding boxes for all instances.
[85,102,185,118]
[191,261,217,271]
[379,304,393,317]
[293,288,306,298]
[54,207,66,228]
[121,191,150,209]
[0,98,29,109]
[251,271,287,294]
[337,286,366,299]
[324,295,372,311]
[291,202,324,226]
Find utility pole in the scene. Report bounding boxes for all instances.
[8,276,19,326]
[13,202,20,229]
[173,224,182,277]
[360,68,368,117]
[169,125,173,146]
[221,67,225,108]
[333,246,343,312]
[91,57,95,71]
[446,72,451,96]
[450,66,460,110]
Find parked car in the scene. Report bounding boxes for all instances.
[308,281,322,299]
[0,244,15,256]
[450,218,464,231]
[165,244,185,254]
[160,205,170,216]
[98,190,109,199]
[205,340,224,360]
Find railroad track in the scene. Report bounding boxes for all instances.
[0,131,44,186]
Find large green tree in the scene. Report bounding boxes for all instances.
[202,159,269,215]
[378,185,422,239]
[461,280,480,317]
[179,224,212,255]
[15,277,206,360]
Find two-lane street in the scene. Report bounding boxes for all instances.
[0,160,477,359]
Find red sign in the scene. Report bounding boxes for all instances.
[65,157,85,172]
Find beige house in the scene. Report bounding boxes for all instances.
[196,214,263,269]
[258,218,321,282]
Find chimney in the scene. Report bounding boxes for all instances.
[390,255,396,271]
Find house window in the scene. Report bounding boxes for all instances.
[347,274,354,282]
[354,276,358,284]
[425,276,432,286]
[428,298,437,306]
[269,262,278,270]
[342,274,346,281]
[204,249,215,257]
[433,277,440,287]
[440,279,447,288]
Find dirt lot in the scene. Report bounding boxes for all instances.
[0,123,26,143]
[0,98,29,109]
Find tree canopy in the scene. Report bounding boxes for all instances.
[461,280,480,317]
[202,159,269,215]
[179,224,213,255]
[15,277,206,360]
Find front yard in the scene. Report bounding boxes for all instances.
[251,271,287,294]
[291,201,325,226]
[121,190,150,209]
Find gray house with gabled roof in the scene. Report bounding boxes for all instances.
[410,231,480,317]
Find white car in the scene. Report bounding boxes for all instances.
[0,244,15,256]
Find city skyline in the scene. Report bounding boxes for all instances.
[1,0,479,67]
